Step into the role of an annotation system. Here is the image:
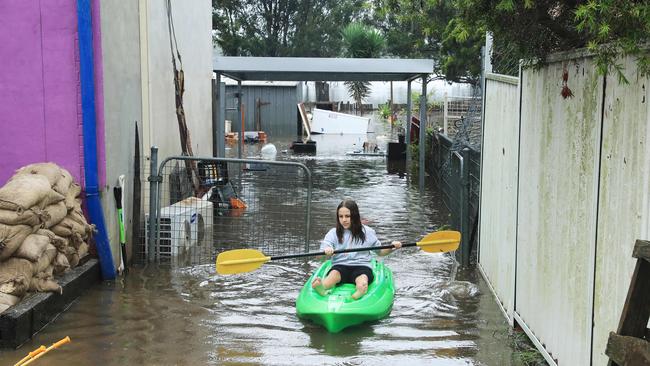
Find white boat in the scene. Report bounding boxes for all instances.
[310,108,370,135]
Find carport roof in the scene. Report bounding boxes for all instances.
[213,56,433,82]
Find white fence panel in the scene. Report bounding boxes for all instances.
[478,74,520,324]
[591,57,650,365]
[516,57,603,365]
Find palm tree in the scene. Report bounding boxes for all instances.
[341,23,385,115]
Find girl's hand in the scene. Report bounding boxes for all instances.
[392,241,402,249]
[324,247,334,256]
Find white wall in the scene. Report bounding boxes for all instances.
[100,0,143,266]
[591,56,650,365]
[478,74,519,325]
[300,80,473,106]
[145,0,213,161]
[481,50,650,365]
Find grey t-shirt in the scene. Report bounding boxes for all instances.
[319,225,381,268]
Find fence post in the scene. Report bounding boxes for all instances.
[443,92,448,135]
[147,146,159,263]
[460,147,471,266]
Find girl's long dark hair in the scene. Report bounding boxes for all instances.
[336,199,365,244]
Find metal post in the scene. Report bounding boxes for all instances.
[212,76,217,156]
[304,167,312,252]
[457,148,471,266]
[443,92,449,135]
[406,81,412,165]
[147,146,159,263]
[237,80,242,160]
[419,75,427,188]
[214,73,226,157]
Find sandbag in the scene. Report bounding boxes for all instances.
[35,229,68,250]
[64,246,80,268]
[77,241,89,260]
[14,162,62,187]
[29,277,62,294]
[53,167,74,196]
[35,265,54,280]
[52,217,91,240]
[13,234,50,262]
[32,244,57,275]
[53,252,70,274]
[64,183,81,210]
[0,258,33,297]
[0,207,48,227]
[44,201,68,228]
[0,174,63,212]
[0,292,20,313]
[0,224,33,261]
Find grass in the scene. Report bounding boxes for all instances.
[510,330,547,365]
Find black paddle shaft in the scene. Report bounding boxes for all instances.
[270,242,417,261]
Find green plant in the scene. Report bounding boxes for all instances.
[510,330,546,366]
[341,22,386,115]
[378,103,392,120]
[411,92,440,114]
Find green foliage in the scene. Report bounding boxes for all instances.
[451,0,650,82]
[341,22,386,114]
[378,103,392,120]
[410,92,440,114]
[370,0,484,84]
[212,0,367,57]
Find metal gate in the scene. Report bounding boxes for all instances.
[143,149,312,266]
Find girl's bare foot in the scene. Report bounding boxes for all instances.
[311,277,328,296]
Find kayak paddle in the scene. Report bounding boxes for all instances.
[216,230,460,275]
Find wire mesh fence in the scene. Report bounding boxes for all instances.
[491,37,522,77]
[138,155,312,267]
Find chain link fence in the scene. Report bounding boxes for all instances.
[139,153,312,267]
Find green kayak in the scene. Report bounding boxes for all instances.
[296,259,395,333]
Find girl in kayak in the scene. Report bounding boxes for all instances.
[311,199,402,300]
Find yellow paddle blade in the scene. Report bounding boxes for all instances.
[416,230,461,253]
[216,249,271,275]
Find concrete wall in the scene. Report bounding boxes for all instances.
[478,74,519,325]
[144,0,213,161]
[0,0,85,184]
[99,0,143,266]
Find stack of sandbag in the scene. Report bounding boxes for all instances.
[0,163,94,312]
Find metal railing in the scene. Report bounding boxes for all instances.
[430,133,481,266]
[143,148,312,266]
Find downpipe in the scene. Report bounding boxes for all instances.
[77,0,116,279]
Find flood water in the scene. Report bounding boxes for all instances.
[0,117,523,365]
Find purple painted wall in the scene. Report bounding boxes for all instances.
[0,0,106,187]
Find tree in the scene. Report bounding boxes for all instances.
[212,0,367,57]
[340,22,386,115]
[370,0,484,84]
[450,0,650,82]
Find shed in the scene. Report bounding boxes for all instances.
[213,55,434,185]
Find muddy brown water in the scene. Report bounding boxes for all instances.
[0,121,525,365]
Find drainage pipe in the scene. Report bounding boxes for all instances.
[77,0,116,279]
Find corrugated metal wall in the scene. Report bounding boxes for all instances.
[478,74,519,324]
[225,84,299,137]
[591,57,650,365]
[480,50,649,366]
[517,56,603,365]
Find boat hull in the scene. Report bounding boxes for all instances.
[310,109,370,134]
[296,259,394,333]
